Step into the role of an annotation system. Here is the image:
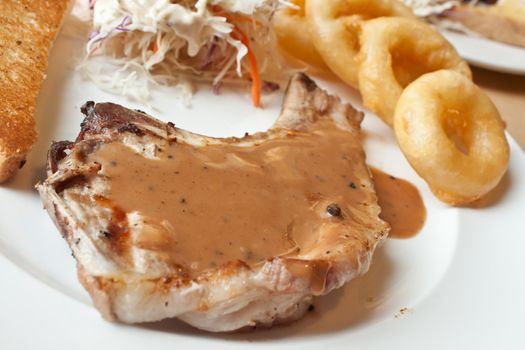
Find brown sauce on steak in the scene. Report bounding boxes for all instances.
[371,168,426,239]
[88,121,424,276]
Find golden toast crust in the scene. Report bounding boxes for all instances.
[0,0,70,182]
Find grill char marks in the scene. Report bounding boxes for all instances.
[94,196,131,258]
[48,141,74,173]
[78,102,167,142]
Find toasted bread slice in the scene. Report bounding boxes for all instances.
[0,0,71,183]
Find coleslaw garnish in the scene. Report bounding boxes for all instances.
[76,0,293,107]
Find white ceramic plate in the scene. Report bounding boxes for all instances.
[1,21,525,350]
[441,30,525,75]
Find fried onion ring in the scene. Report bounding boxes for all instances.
[359,17,472,126]
[273,0,327,70]
[394,70,509,206]
[306,0,416,87]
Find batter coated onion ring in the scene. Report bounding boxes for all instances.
[359,17,472,126]
[273,0,328,70]
[394,70,509,206]
[306,0,415,87]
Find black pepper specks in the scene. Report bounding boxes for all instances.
[326,203,342,217]
[308,304,315,312]
[348,181,357,189]
[240,246,253,260]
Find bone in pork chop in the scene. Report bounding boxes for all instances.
[37,73,389,332]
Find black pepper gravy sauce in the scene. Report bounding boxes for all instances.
[89,120,376,277]
[371,168,426,239]
[89,121,422,278]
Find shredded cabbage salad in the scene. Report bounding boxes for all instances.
[76,0,294,106]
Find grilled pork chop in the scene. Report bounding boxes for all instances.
[37,73,389,332]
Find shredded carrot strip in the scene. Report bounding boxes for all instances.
[150,33,166,54]
[150,39,159,53]
[88,43,101,57]
[210,5,261,107]
[230,26,261,108]
[234,16,263,27]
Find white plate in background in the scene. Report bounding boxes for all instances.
[441,30,525,75]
